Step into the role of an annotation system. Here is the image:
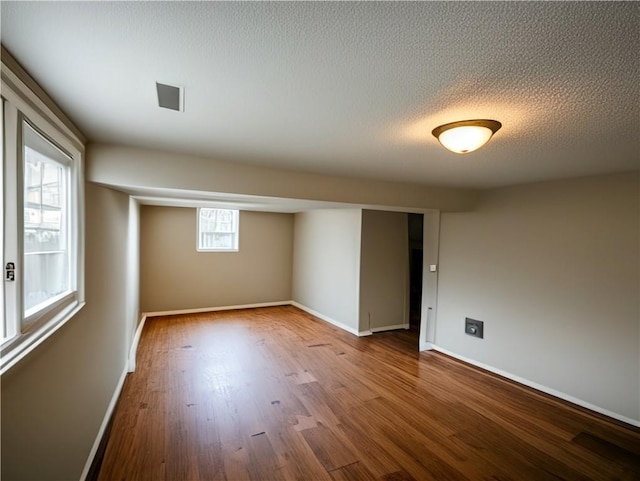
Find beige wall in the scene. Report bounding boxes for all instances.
[436,172,639,423]
[1,183,131,480]
[140,206,293,312]
[292,209,362,332]
[3,171,636,481]
[359,210,409,332]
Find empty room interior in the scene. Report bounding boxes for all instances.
[1,2,638,481]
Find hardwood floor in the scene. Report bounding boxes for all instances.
[97,306,640,481]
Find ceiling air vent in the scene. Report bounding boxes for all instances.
[156,82,183,111]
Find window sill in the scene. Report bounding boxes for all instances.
[196,248,240,253]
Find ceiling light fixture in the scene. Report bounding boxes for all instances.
[432,119,501,154]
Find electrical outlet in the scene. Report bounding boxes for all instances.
[465,318,484,339]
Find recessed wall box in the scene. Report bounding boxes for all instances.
[465,318,484,339]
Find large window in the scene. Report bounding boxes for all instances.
[197,208,239,251]
[1,65,84,374]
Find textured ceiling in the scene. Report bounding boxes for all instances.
[1,1,638,188]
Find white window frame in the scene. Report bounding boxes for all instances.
[197,208,239,252]
[1,63,85,375]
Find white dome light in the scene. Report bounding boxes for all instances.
[432,119,502,154]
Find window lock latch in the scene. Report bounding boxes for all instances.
[5,262,15,282]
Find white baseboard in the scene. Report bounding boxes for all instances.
[420,341,435,351]
[79,366,128,481]
[146,301,368,339]
[128,314,147,372]
[370,323,410,333]
[290,301,362,336]
[135,303,640,426]
[145,300,292,318]
[430,345,640,428]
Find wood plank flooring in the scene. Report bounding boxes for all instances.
[97,306,640,481]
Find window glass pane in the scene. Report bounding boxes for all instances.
[23,123,70,315]
[198,208,238,251]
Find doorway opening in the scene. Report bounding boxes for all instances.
[408,213,424,334]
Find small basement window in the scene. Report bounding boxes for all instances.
[197,208,239,252]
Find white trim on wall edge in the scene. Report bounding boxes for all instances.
[290,301,363,337]
[370,323,410,333]
[128,302,368,376]
[79,366,128,481]
[430,345,640,428]
[133,306,640,426]
[128,314,147,373]
[144,301,291,318]
[143,302,369,339]
[420,341,435,351]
